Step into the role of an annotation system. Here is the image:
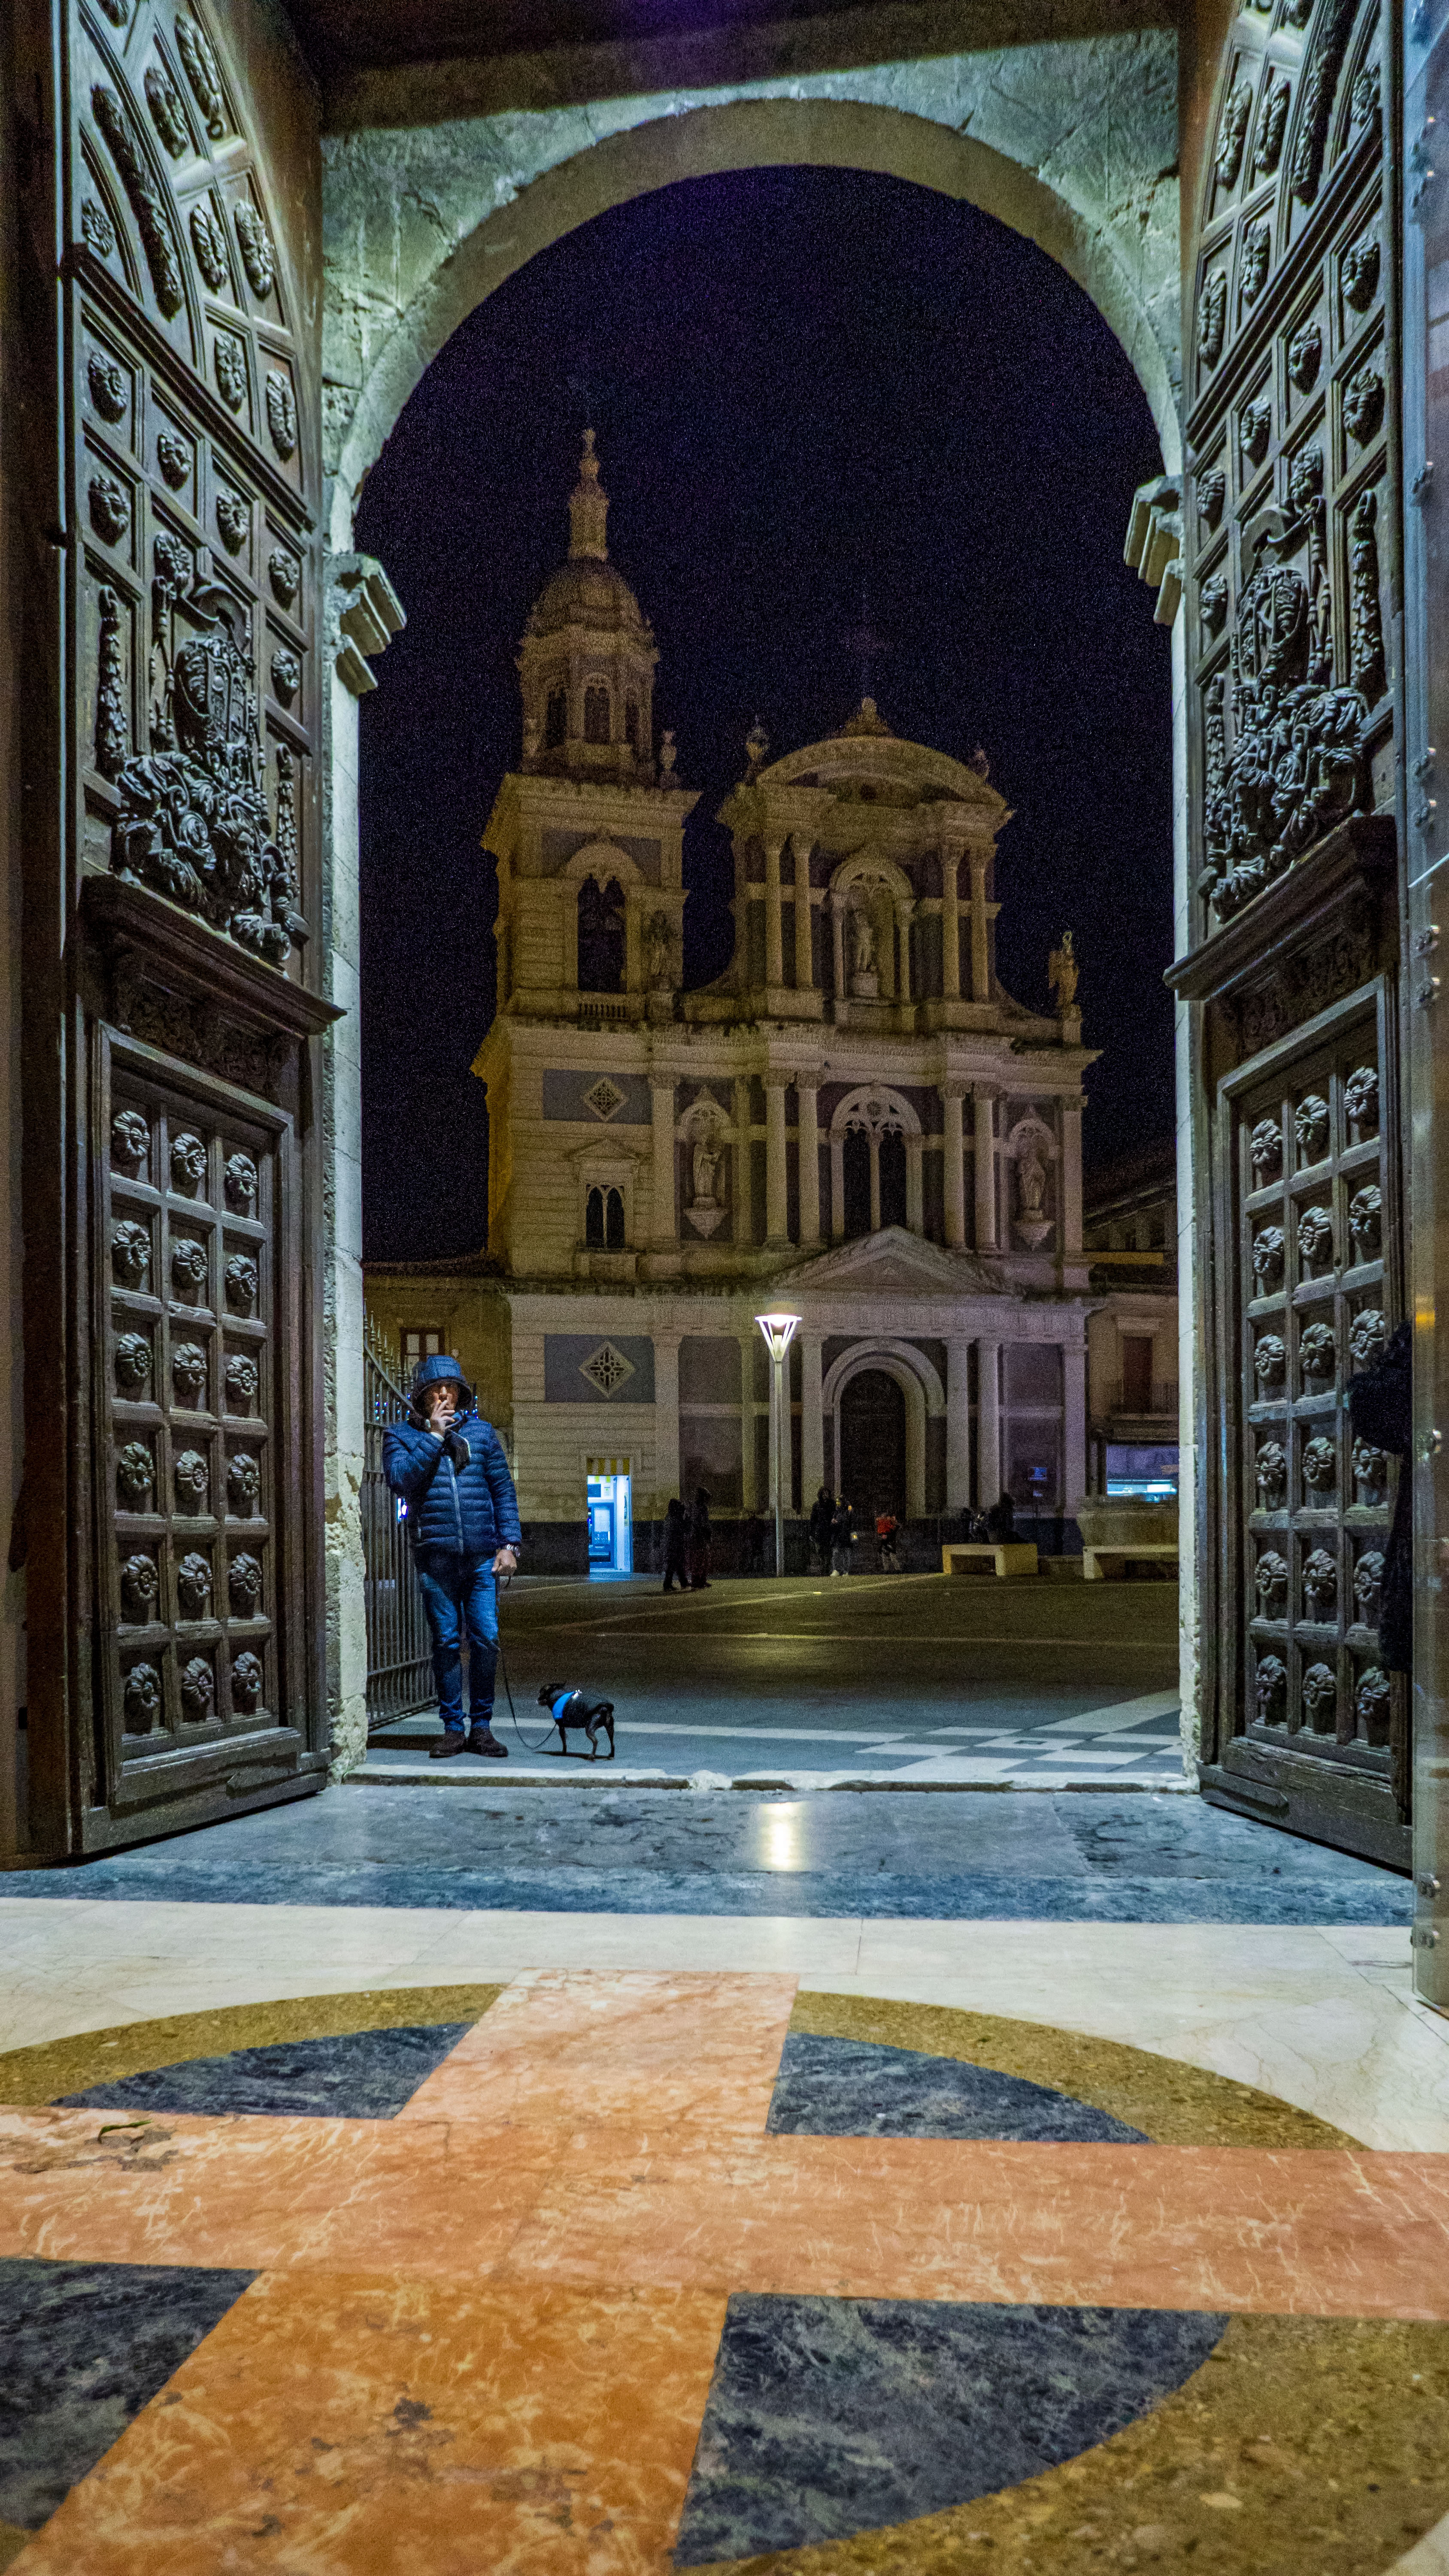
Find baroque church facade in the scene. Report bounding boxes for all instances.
[367,436,1116,1569]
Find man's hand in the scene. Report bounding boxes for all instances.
[423,1386,456,1439]
[493,1546,518,1577]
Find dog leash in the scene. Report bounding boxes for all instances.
[494,1574,562,1754]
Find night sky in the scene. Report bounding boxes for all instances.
[356,167,1174,1264]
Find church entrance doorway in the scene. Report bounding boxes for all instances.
[587,1464,633,1575]
[839,1372,906,1528]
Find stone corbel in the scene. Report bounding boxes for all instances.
[330,554,406,697]
[1123,476,1182,628]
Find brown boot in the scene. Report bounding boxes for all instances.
[429,1729,469,1760]
[469,1724,509,1758]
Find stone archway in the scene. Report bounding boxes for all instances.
[323,82,1182,546]
[318,72,1188,1767]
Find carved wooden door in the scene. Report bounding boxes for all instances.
[1171,0,1407,1865]
[18,0,333,1850]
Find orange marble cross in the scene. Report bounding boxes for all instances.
[3,1969,1449,2571]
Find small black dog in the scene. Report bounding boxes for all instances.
[538,1685,616,1760]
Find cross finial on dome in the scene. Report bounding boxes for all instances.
[569,427,609,561]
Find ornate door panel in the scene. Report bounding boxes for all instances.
[18,0,333,1851]
[1171,0,1407,1865]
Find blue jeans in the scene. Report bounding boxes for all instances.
[415,1550,499,1732]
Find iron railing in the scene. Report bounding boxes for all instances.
[1102,1380,1179,1419]
[363,1313,433,1729]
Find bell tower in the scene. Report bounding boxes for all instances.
[518,432,660,787]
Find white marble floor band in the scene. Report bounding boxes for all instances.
[0,1901,1446,2151]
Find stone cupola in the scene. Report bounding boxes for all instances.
[518,431,659,786]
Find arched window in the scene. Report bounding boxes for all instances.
[879,1128,908,1230]
[843,1127,872,1239]
[624,698,640,753]
[545,686,567,749]
[578,875,625,992]
[585,1185,626,1249]
[585,1187,605,1247]
[604,1187,625,1250]
[584,683,611,744]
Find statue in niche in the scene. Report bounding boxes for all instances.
[1048,929,1079,1015]
[645,911,673,989]
[691,1136,721,1209]
[1017,1147,1048,1222]
[683,1107,727,1238]
[849,901,879,998]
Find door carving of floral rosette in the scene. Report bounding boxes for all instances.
[679,1091,730,1238]
[1006,1113,1058,1249]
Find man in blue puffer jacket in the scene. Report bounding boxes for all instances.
[382,1353,522,1759]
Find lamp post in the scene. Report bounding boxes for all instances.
[756,1311,801,1577]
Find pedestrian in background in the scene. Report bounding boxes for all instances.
[808,1486,834,1574]
[741,1509,766,1574]
[661,1496,688,1593]
[688,1486,713,1589]
[830,1495,855,1577]
[876,1509,901,1574]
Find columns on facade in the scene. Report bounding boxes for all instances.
[895,902,914,1003]
[738,1329,761,1507]
[868,1134,882,1235]
[1063,1337,1087,1516]
[800,1331,825,1507]
[976,1337,1002,1508]
[624,889,642,994]
[1061,1096,1084,1254]
[905,1137,924,1234]
[940,849,962,1002]
[793,836,815,991]
[830,891,846,1005]
[969,854,990,1001]
[765,1075,790,1247]
[946,1336,972,1513]
[797,1080,822,1248]
[830,1129,846,1239]
[764,836,785,991]
[973,1088,998,1252]
[650,1078,678,1244]
[941,1083,967,1250]
[653,1328,681,1516]
[733,1076,752,1247]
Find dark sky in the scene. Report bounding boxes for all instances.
[356,166,1174,1264]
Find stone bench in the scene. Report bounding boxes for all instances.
[1082,1543,1179,1582]
[941,1542,1040,1579]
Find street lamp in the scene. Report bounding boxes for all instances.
[756,1311,801,1577]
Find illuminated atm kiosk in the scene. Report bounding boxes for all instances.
[586,1458,632,1575]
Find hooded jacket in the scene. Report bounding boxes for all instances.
[382,1353,522,1558]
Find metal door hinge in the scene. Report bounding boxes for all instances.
[1416,975,1442,1007]
[1413,1922,1441,1948]
[1419,1874,1442,1899]
[1414,925,1441,955]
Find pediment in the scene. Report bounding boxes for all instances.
[774,1226,1005,1297]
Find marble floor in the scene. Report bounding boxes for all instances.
[1,1955,1449,2570]
[1,1571,1440,2567]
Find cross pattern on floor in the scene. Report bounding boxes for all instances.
[2,1971,1448,2569]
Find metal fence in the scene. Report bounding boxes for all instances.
[363,1314,433,1729]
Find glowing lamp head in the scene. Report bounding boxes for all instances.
[756,1311,801,1360]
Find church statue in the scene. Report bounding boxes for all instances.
[645,911,673,987]
[1048,928,1078,1014]
[691,1136,720,1208]
[850,906,877,977]
[1017,1144,1048,1221]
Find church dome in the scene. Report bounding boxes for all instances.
[516,431,660,785]
[526,553,652,641]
